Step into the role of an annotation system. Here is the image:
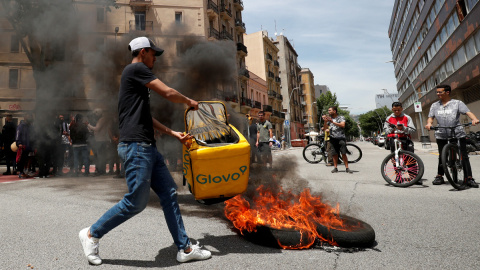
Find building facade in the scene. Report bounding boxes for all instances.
[244,30,284,139]
[0,0,249,124]
[273,34,303,142]
[300,68,318,132]
[389,0,480,140]
[375,92,399,108]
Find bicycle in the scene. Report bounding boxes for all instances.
[380,125,424,187]
[303,137,362,164]
[432,123,473,190]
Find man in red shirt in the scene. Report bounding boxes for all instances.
[383,102,416,153]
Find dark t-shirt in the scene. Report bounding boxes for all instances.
[118,62,157,143]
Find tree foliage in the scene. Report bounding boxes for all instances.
[315,92,359,139]
[358,107,392,137]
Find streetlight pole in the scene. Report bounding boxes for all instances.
[285,87,300,148]
[373,110,385,133]
[376,103,389,118]
[387,60,425,137]
[309,101,317,132]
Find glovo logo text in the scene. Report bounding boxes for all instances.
[183,149,190,176]
[196,166,248,184]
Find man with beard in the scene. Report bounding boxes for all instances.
[322,106,352,174]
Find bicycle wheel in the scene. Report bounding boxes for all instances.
[441,144,467,190]
[380,151,424,187]
[345,143,362,163]
[303,143,325,164]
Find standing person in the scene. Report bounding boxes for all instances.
[425,84,479,187]
[2,114,17,175]
[78,37,211,265]
[87,109,110,176]
[384,102,416,153]
[15,113,34,178]
[255,111,273,169]
[322,106,352,174]
[247,115,258,163]
[70,114,90,177]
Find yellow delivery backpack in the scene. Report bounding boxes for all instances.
[182,101,250,204]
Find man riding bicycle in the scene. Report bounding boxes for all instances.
[383,102,416,153]
[425,84,479,188]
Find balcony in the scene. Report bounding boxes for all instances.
[237,42,247,56]
[238,67,250,79]
[268,90,276,98]
[220,30,233,41]
[129,20,153,33]
[268,71,274,79]
[240,97,252,113]
[253,101,262,109]
[275,76,281,83]
[263,105,273,112]
[220,4,232,19]
[271,110,279,120]
[274,60,280,67]
[207,0,219,18]
[233,0,244,10]
[266,53,273,62]
[208,28,220,40]
[235,19,246,33]
[129,0,152,7]
[276,94,283,101]
[280,112,286,119]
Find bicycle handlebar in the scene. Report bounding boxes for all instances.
[431,123,472,131]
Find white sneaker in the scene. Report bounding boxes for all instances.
[176,242,212,263]
[78,227,102,265]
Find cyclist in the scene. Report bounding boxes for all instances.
[322,106,352,174]
[425,84,480,188]
[383,102,416,153]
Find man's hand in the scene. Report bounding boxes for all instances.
[187,99,199,110]
[425,123,432,130]
[472,119,479,126]
[174,131,193,146]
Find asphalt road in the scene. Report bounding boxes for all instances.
[1,141,480,269]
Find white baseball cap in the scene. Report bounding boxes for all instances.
[128,37,164,56]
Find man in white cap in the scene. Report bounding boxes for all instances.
[79,37,211,265]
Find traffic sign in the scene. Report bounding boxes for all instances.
[284,120,290,127]
[414,102,422,112]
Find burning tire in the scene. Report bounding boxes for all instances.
[316,214,375,248]
[241,226,311,249]
[239,215,375,249]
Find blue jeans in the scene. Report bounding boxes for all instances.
[90,142,191,250]
[73,145,90,174]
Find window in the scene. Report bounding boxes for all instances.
[10,35,19,53]
[474,30,480,52]
[452,46,467,70]
[9,69,19,89]
[439,27,447,44]
[175,12,182,24]
[466,0,479,12]
[465,38,477,61]
[97,8,104,23]
[446,16,455,36]
[135,11,146,31]
[445,58,454,76]
[176,41,183,56]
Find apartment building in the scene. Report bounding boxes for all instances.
[0,0,249,124]
[274,34,303,141]
[244,30,284,138]
[300,68,317,132]
[389,0,480,140]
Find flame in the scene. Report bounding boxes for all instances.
[224,184,359,249]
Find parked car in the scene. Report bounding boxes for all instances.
[377,136,385,147]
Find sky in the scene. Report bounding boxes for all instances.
[241,0,398,115]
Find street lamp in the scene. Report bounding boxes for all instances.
[309,101,317,131]
[285,86,300,147]
[386,60,425,137]
[373,110,385,133]
[376,103,389,118]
